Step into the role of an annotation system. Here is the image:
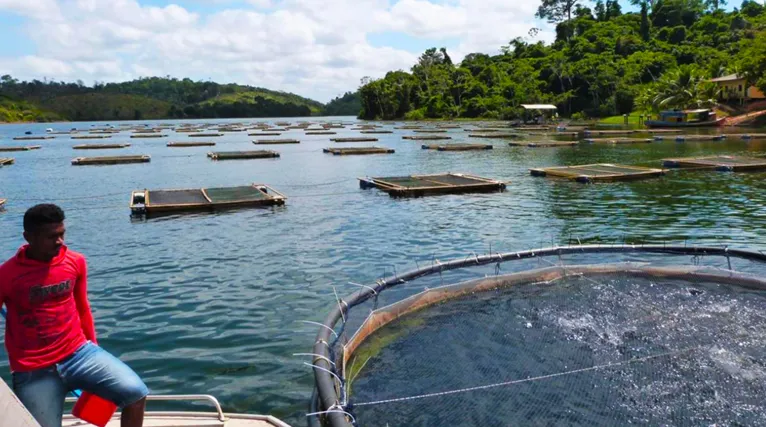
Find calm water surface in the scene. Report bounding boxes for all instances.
[1,118,765,425]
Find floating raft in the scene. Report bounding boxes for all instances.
[509,141,578,148]
[331,137,378,143]
[72,155,150,166]
[659,135,726,142]
[249,132,282,136]
[402,135,452,141]
[741,134,766,140]
[360,130,393,134]
[395,126,423,130]
[73,144,130,150]
[13,136,54,141]
[0,158,14,166]
[662,155,766,172]
[130,184,286,215]
[583,130,635,137]
[468,133,523,139]
[530,164,665,183]
[208,150,280,160]
[516,126,551,131]
[72,135,112,140]
[412,129,448,133]
[253,139,300,145]
[0,198,5,208]
[306,131,337,135]
[584,138,653,144]
[422,143,493,151]
[167,142,216,147]
[0,145,41,152]
[323,147,394,155]
[465,129,502,133]
[360,173,506,197]
[189,133,224,137]
[643,129,683,134]
[130,134,166,139]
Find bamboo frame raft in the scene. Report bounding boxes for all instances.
[422,143,493,151]
[130,183,286,215]
[253,139,300,145]
[323,147,394,155]
[509,141,578,147]
[189,133,224,137]
[0,145,41,152]
[584,138,653,144]
[330,137,378,143]
[662,155,766,172]
[130,134,167,139]
[167,142,216,147]
[402,135,452,141]
[207,150,280,160]
[359,173,506,197]
[72,135,112,140]
[71,155,150,166]
[73,144,130,150]
[13,136,54,141]
[530,163,665,183]
[0,158,14,166]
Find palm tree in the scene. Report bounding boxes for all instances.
[647,66,721,111]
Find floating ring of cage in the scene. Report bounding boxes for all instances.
[310,245,766,427]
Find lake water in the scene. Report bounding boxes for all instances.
[1,118,765,425]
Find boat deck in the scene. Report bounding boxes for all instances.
[530,163,665,183]
[359,173,506,197]
[662,155,766,171]
[62,413,288,427]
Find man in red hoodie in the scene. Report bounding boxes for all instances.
[0,204,148,427]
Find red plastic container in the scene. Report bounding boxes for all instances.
[72,392,118,427]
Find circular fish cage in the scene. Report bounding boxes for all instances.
[308,245,766,427]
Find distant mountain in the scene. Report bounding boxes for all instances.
[0,75,339,122]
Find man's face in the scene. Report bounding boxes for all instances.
[24,222,66,260]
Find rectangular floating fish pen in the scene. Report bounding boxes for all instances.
[73,144,130,150]
[72,135,112,140]
[130,134,167,139]
[71,155,150,166]
[468,133,523,139]
[330,137,379,143]
[249,132,282,136]
[662,155,766,171]
[583,130,636,137]
[253,139,300,145]
[189,133,224,137]
[402,135,452,141]
[323,147,395,155]
[412,129,448,133]
[584,138,653,144]
[0,145,41,152]
[741,134,766,140]
[359,173,506,197]
[359,130,393,134]
[0,158,14,166]
[306,131,337,135]
[129,184,286,215]
[509,141,578,147]
[422,143,493,151]
[643,129,683,134]
[167,142,216,147]
[464,129,502,132]
[662,135,726,142]
[530,164,665,183]
[207,150,280,160]
[13,136,54,141]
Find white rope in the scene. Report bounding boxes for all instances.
[354,346,702,407]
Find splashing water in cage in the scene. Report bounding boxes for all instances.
[304,245,766,427]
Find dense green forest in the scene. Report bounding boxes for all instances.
[323,92,363,116]
[0,75,329,122]
[359,0,766,120]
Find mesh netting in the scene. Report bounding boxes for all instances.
[205,186,267,202]
[148,189,209,206]
[347,272,766,426]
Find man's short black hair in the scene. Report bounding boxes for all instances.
[24,204,65,233]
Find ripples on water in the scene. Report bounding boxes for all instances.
[0,119,765,424]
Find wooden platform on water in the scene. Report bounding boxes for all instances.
[0,158,14,166]
[530,163,665,183]
[468,133,523,139]
[360,173,506,197]
[584,138,653,144]
[643,129,683,134]
[73,144,130,150]
[253,139,299,145]
[402,135,452,141]
[130,184,286,214]
[464,129,502,133]
[13,136,54,141]
[741,134,766,140]
[655,135,726,142]
[189,133,224,138]
[0,145,41,152]
[509,141,578,148]
[168,142,216,147]
[422,143,493,151]
[331,137,378,143]
[249,132,282,136]
[323,147,394,155]
[583,130,636,137]
[662,155,766,171]
[208,150,279,160]
[360,130,393,134]
[72,155,150,166]
[131,134,167,139]
[306,131,337,135]
[72,135,112,140]
[412,129,448,133]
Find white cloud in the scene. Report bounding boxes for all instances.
[0,0,549,102]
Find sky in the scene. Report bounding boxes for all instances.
[0,0,748,102]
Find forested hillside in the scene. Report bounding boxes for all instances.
[359,0,766,120]
[323,92,363,116]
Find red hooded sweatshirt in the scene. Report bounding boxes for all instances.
[0,245,97,372]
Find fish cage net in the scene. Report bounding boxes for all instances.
[309,246,766,427]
